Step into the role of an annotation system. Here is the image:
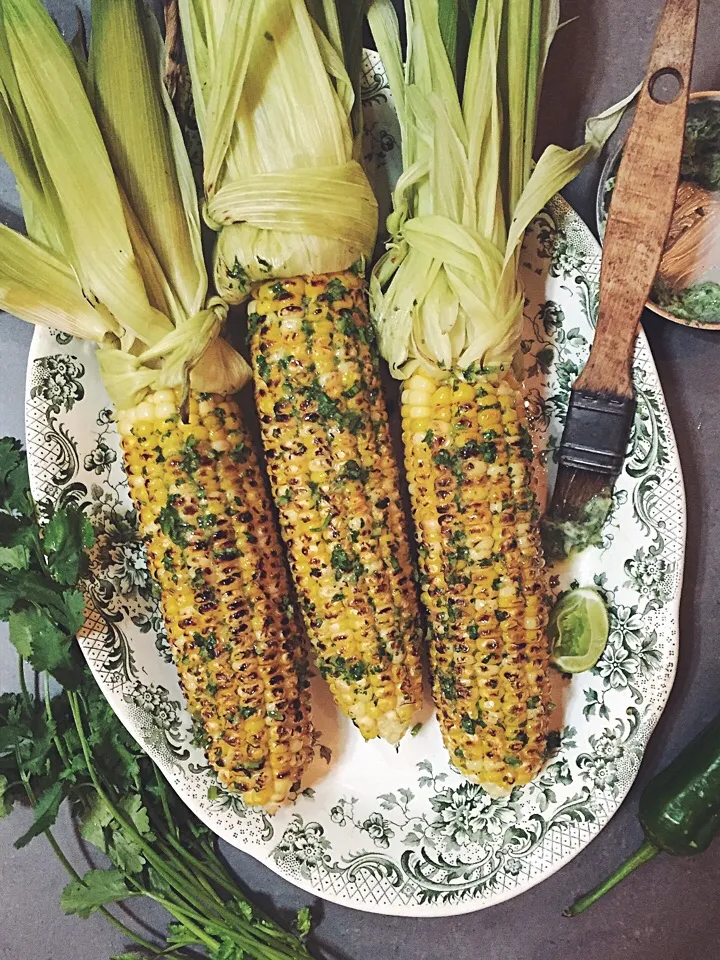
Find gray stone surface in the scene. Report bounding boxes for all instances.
[1,2,720,958]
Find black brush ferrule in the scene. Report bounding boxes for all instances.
[557,389,636,476]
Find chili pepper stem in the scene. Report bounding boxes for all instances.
[564,839,660,916]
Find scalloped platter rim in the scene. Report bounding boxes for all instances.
[23,51,685,917]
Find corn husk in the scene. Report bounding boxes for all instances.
[0,0,169,348]
[89,0,205,322]
[0,225,118,342]
[179,0,378,302]
[368,0,636,380]
[0,0,250,408]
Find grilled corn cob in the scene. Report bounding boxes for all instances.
[118,388,313,806]
[401,370,551,791]
[249,270,424,745]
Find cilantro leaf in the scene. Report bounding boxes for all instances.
[120,793,153,837]
[295,905,312,939]
[0,442,313,959]
[0,544,29,571]
[213,936,247,960]
[0,437,32,516]
[0,569,71,626]
[0,775,12,818]
[21,728,59,779]
[0,437,23,483]
[0,695,57,779]
[7,607,36,659]
[60,869,132,918]
[109,830,146,876]
[79,795,114,849]
[79,793,151,876]
[14,780,64,848]
[4,462,32,516]
[102,795,154,875]
[8,607,75,677]
[158,503,192,547]
[43,505,94,586]
[0,577,18,619]
[61,589,86,636]
[233,899,253,922]
[80,681,142,787]
[0,513,35,554]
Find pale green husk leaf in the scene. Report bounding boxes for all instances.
[0,225,118,342]
[97,300,237,410]
[368,0,632,379]
[89,0,206,323]
[504,85,640,262]
[0,0,170,349]
[0,0,250,409]
[179,0,377,303]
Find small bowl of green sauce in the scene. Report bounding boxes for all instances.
[597,91,720,330]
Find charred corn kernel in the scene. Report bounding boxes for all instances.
[118,388,313,807]
[401,372,551,791]
[248,270,423,745]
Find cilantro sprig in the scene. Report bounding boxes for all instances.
[0,438,91,685]
[0,440,315,960]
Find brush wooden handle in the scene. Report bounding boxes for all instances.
[575,0,699,399]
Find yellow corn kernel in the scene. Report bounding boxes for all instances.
[431,385,453,407]
[249,270,424,745]
[401,372,551,791]
[118,388,313,807]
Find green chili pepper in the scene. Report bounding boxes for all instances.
[566,710,720,916]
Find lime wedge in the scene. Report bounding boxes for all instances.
[549,587,610,673]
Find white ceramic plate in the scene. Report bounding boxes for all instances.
[25,52,685,916]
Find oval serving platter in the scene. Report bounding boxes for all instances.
[24,51,685,916]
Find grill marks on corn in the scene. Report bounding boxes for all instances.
[402,372,551,789]
[119,389,312,806]
[250,270,423,744]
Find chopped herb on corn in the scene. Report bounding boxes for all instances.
[249,271,423,744]
[119,389,313,805]
[402,372,551,788]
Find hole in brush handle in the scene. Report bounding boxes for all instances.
[649,67,684,104]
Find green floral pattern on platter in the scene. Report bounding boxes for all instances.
[23,52,685,917]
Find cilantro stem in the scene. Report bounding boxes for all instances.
[17,655,31,710]
[43,670,71,770]
[30,526,50,578]
[140,894,219,951]
[137,804,233,911]
[180,840,237,891]
[153,764,178,839]
[66,693,221,917]
[161,835,271,918]
[190,845,312,950]
[197,835,228,867]
[194,836,304,949]
[149,826,226,906]
[149,824,226,904]
[145,817,235,903]
[149,895,308,960]
[2,444,314,960]
[45,828,164,956]
[144,830,308,954]
[14,729,163,958]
